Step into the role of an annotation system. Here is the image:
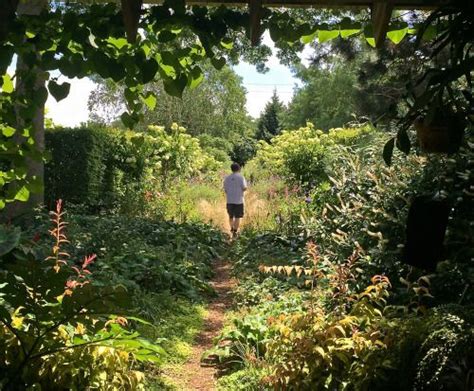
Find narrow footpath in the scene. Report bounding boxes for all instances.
[165,259,236,390]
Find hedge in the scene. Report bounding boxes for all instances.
[45,127,137,210]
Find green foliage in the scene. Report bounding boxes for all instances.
[217,367,270,391]
[252,123,374,187]
[0,201,163,389]
[230,136,257,166]
[265,276,393,390]
[45,124,219,213]
[256,91,285,142]
[282,63,358,131]
[45,127,111,209]
[89,63,252,147]
[374,305,474,391]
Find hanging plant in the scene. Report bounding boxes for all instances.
[413,108,465,153]
[402,195,450,271]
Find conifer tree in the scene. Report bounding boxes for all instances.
[256,90,285,142]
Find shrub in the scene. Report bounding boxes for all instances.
[251,123,374,188]
[45,127,111,209]
[45,124,220,214]
[0,201,163,389]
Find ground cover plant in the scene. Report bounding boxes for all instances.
[0,201,164,390]
[212,125,473,390]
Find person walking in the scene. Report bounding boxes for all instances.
[223,162,247,238]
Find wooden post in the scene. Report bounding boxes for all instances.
[121,0,143,43]
[371,1,394,48]
[249,0,263,46]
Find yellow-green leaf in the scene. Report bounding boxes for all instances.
[340,29,360,38]
[318,29,339,43]
[2,74,14,93]
[1,126,15,137]
[387,27,408,44]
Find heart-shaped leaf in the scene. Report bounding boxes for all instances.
[188,66,203,89]
[143,92,157,110]
[396,128,411,154]
[163,74,188,98]
[48,80,71,102]
[387,25,408,44]
[211,57,226,70]
[140,59,159,84]
[318,29,339,43]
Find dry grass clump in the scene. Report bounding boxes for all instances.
[197,191,272,232]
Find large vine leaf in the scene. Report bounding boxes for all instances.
[383,137,395,166]
[387,23,409,44]
[48,80,71,102]
[0,225,21,257]
[318,29,339,43]
[163,73,188,98]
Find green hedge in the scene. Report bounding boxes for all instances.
[45,127,135,210]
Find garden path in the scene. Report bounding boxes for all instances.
[165,258,236,390]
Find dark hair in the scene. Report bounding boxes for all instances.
[231,162,240,172]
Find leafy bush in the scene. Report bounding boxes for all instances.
[252,123,374,187]
[0,201,163,389]
[378,304,474,391]
[45,127,111,209]
[265,275,393,390]
[45,124,220,214]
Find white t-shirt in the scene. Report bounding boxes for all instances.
[223,173,247,204]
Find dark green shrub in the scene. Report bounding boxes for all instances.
[45,127,115,210]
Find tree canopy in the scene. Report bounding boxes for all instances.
[88,62,252,143]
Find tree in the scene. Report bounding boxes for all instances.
[256,90,285,142]
[282,61,358,131]
[88,62,253,146]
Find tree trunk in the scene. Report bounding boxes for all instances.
[3,0,46,222]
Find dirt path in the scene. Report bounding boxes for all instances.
[166,259,235,390]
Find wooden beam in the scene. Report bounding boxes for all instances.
[371,1,393,47]
[249,0,263,46]
[181,0,445,9]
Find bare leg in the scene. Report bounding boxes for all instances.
[233,218,241,233]
[229,217,234,232]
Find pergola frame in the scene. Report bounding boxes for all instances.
[139,0,447,47]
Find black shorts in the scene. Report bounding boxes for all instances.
[227,203,244,218]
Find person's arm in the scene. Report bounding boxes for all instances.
[223,178,227,194]
[242,177,248,192]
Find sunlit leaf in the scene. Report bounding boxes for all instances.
[387,27,408,44]
[14,186,30,202]
[2,74,14,93]
[300,30,317,44]
[143,93,157,110]
[318,29,339,43]
[1,126,15,137]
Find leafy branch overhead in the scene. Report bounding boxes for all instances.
[1,2,441,128]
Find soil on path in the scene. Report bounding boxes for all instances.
[167,258,236,390]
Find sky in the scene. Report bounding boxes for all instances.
[15,34,314,126]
